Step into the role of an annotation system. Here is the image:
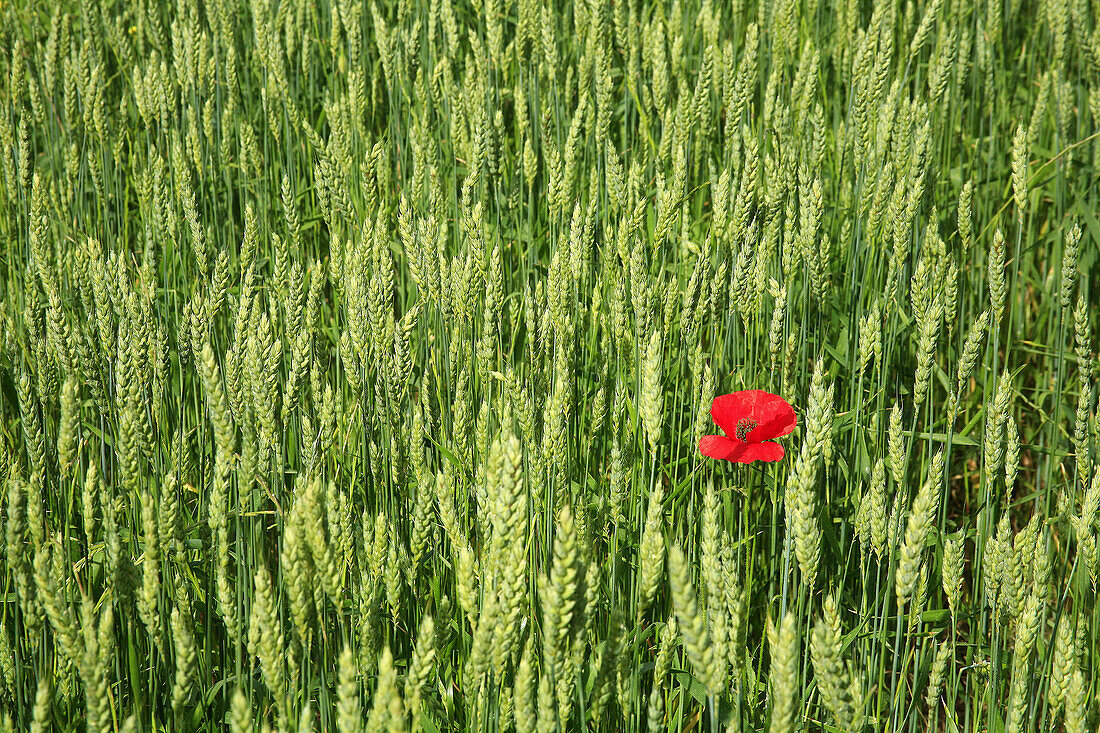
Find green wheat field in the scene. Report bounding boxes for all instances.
[1,0,1099,729]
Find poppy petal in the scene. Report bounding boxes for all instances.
[708,391,743,435]
[747,395,798,441]
[699,434,740,460]
[700,436,786,463]
[726,441,786,463]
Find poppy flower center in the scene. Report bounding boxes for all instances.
[735,418,758,442]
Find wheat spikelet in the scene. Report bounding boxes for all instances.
[896,450,945,607]
[767,612,800,733]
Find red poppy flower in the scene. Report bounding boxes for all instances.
[699,390,797,463]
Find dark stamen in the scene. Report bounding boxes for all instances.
[736,418,758,442]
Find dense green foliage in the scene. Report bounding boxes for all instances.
[0,0,1099,729]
